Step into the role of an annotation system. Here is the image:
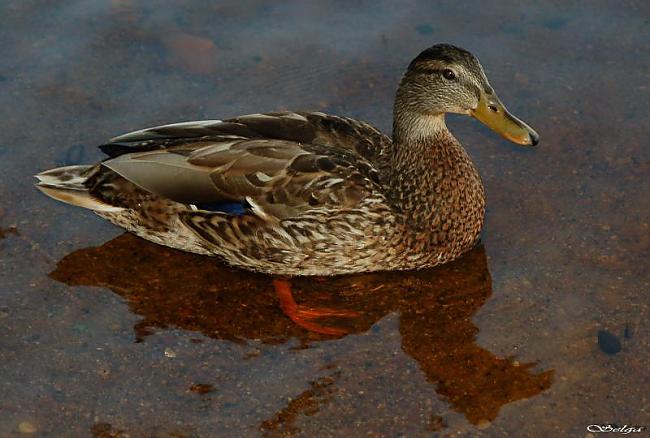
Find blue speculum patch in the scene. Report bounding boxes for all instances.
[195,201,250,215]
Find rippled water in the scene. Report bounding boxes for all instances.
[1,1,648,436]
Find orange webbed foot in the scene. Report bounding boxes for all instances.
[273,279,360,336]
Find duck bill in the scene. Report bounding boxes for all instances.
[470,95,539,146]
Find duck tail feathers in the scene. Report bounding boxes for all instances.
[34,165,123,212]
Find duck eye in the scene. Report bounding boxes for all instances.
[442,69,456,80]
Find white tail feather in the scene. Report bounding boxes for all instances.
[34,165,123,212]
[35,165,91,188]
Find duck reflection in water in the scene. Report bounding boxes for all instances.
[50,233,553,426]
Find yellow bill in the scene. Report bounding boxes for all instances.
[471,93,539,146]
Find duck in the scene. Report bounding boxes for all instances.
[36,44,538,278]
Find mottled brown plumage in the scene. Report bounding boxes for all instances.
[36,44,538,275]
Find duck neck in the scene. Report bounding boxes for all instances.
[388,110,485,236]
[392,110,449,145]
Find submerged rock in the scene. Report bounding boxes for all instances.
[597,329,622,355]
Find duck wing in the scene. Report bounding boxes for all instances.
[102,112,391,170]
[101,133,383,220]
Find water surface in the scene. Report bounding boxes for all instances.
[0,0,648,436]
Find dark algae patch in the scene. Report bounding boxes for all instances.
[260,372,340,436]
[189,383,214,395]
[0,225,19,239]
[540,17,570,29]
[90,422,125,438]
[415,24,434,35]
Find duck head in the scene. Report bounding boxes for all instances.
[394,44,539,146]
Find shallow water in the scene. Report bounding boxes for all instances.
[1,0,648,436]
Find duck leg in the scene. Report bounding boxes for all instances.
[273,279,360,336]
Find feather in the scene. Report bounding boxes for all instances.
[102,151,221,203]
[110,120,223,142]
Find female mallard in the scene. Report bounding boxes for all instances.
[36,44,538,277]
